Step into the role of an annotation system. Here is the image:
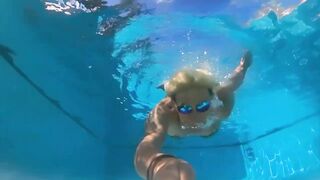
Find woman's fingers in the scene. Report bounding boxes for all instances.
[159,97,175,110]
[243,51,252,68]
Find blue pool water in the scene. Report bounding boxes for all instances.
[0,0,319,179]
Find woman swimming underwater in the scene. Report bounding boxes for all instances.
[134,51,252,180]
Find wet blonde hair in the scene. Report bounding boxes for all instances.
[164,68,220,97]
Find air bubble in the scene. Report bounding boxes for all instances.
[299,58,308,66]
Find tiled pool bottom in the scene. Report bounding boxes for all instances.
[242,117,320,179]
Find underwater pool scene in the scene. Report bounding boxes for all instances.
[1,0,320,179]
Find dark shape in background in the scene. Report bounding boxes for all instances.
[78,0,107,10]
[0,44,15,63]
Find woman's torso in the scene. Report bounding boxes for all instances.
[167,116,221,137]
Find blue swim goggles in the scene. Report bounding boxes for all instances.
[177,100,211,114]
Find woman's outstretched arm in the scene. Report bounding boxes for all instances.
[215,51,252,119]
[134,98,195,180]
[134,124,167,178]
[220,51,252,92]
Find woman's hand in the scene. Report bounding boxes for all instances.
[240,51,252,70]
[150,97,178,132]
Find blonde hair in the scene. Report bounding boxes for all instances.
[164,68,219,97]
